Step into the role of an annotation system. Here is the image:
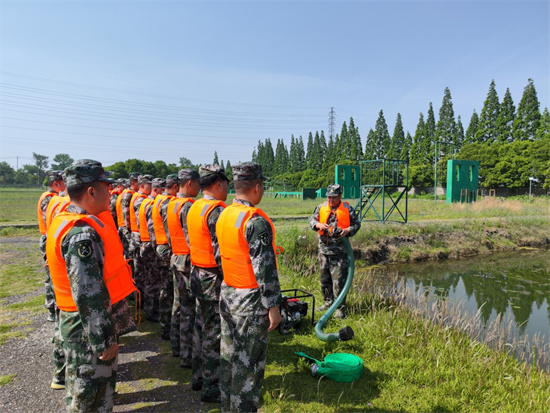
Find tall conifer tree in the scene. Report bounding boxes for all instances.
[513,78,541,141]
[465,110,479,144]
[373,110,391,159]
[497,88,515,143]
[436,87,456,155]
[475,80,500,144]
[305,133,314,169]
[455,116,465,149]
[388,113,405,159]
[364,129,375,160]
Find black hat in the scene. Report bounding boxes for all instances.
[326,184,342,197]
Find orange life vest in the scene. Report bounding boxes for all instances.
[138,198,154,242]
[45,195,70,230]
[37,191,56,234]
[187,198,226,268]
[317,201,351,235]
[216,203,278,289]
[129,192,146,232]
[152,194,173,245]
[46,210,136,312]
[166,197,194,255]
[116,188,133,227]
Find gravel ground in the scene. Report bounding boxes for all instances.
[0,236,214,413]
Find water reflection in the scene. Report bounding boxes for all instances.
[390,250,550,342]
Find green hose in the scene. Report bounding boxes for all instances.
[314,236,355,342]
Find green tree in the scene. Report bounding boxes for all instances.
[388,113,405,160]
[465,110,479,145]
[497,87,515,143]
[105,162,128,178]
[338,122,349,162]
[0,162,15,184]
[373,110,390,159]
[475,80,500,144]
[400,131,412,161]
[263,138,275,176]
[455,116,465,149]
[51,153,74,170]
[32,152,49,185]
[348,117,363,162]
[536,107,550,140]
[225,160,233,181]
[274,138,290,175]
[305,133,314,169]
[436,87,456,154]
[513,78,541,141]
[179,156,194,169]
[213,151,219,165]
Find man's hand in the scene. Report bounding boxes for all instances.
[99,343,119,361]
[316,223,330,232]
[267,307,282,332]
[339,227,351,237]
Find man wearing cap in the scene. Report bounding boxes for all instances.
[37,170,67,390]
[117,172,139,259]
[137,178,165,321]
[165,169,202,374]
[217,162,282,413]
[309,184,361,319]
[153,174,179,341]
[129,174,153,296]
[46,159,136,412]
[109,179,125,228]
[186,164,229,403]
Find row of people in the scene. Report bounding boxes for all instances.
[38,160,283,413]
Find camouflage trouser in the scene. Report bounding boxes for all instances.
[319,253,349,308]
[63,342,118,413]
[139,241,161,321]
[40,235,56,314]
[191,266,222,400]
[220,301,269,413]
[117,226,131,259]
[171,255,203,374]
[130,232,144,296]
[53,307,66,385]
[158,260,173,336]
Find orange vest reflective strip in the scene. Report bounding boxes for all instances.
[217,204,278,289]
[187,198,226,267]
[37,191,55,234]
[116,189,133,227]
[318,201,351,235]
[166,197,194,255]
[138,198,154,242]
[129,192,146,232]
[152,194,172,245]
[46,210,136,312]
[45,195,70,230]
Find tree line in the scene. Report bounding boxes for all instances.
[1,79,547,191]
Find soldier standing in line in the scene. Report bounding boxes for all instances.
[187,164,229,403]
[116,172,139,259]
[109,178,125,229]
[217,162,282,413]
[309,184,361,319]
[46,160,136,412]
[37,170,67,390]
[137,178,164,321]
[154,174,178,341]
[166,169,203,376]
[129,174,153,299]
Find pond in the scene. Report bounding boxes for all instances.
[389,249,550,367]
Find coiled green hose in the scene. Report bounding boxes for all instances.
[314,236,355,342]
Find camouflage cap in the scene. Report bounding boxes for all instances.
[178,168,200,183]
[129,172,140,182]
[63,159,117,189]
[326,184,342,197]
[199,164,230,182]
[46,170,64,185]
[165,173,179,186]
[152,178,166,188]
[138,174,153,185]
[232,162,268,182]
[116,178,126,186]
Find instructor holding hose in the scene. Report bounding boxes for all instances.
[309,184,361,320]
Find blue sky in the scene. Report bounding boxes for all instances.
[1,0,548,169]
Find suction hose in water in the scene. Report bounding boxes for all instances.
[314,236,355,342]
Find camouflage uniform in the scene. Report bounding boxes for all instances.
[309,186,361,311]
[131,186,150,297]
[118,189,134,259]
[109,191,120,229]
[139,196,160,322]
[219,197,282,413]
[52,163,135,412]
[158,196,176,341]
[38,189,57,316]
[169,190,203,374]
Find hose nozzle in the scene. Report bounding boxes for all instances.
[338,326,354,341]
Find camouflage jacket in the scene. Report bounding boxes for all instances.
[132,191,148,233]
[145,200,156,246]
[109,192,119,226]
[158,194,175,257]
[185,193,224,272]
[309,201,361,255]
[220,198,282,315]
[39,189,57,224]
[59,204,134,353]
[121,190,134,228]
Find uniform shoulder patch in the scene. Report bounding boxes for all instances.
[75,240,93,259]
[259,231,271,246]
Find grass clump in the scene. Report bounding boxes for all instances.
[0,374,16,386]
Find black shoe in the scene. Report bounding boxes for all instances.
[47,313,55,322]
[161,331,170,340]
[172,352,180,358]
[192,379,203,391]
[201,394,220,403]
